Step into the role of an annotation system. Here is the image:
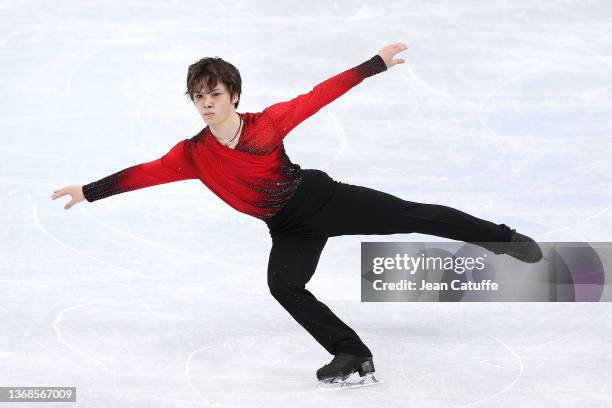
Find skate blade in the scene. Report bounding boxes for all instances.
[318,373,382,390]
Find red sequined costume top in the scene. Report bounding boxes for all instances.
[82,55,387,220]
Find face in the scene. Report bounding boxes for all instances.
[193,80,238,125]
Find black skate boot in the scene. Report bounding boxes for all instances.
[316,353,380,389]
[505,231,543,263]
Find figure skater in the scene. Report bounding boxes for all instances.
[51,42,542,387]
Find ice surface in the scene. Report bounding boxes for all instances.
[2,1,612,407]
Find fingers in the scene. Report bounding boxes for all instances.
[52,187,78,209]
[380,42,408,54]
[378,43,409,68]
[51,189,67,200]
[390,43,409,54]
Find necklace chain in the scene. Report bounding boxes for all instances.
[222,113,242,147]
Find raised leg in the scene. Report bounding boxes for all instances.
[311,181,514,252]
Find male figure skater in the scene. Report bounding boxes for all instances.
[52,42,542,387]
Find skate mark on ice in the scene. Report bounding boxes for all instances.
[81,207,253,271]
[414,304,524,407]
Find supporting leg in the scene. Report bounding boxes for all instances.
[267,236,372,356]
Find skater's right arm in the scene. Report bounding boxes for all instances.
[51,139,199,210]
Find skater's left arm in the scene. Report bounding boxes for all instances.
[262,43,409,145]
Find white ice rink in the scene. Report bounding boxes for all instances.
[2,0,612,406]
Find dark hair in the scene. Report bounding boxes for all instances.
[185,57,242,109]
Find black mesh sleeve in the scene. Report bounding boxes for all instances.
[82,171,130,202]
[353,54,388,78]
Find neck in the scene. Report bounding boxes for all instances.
[209,111,241,144]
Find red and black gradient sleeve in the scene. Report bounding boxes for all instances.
[261,54,387,145]
[82,139,198,202]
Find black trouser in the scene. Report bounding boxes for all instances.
[264,169,514,357]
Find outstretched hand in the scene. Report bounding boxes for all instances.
[51,185,85,210]
[377,42,409,69]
